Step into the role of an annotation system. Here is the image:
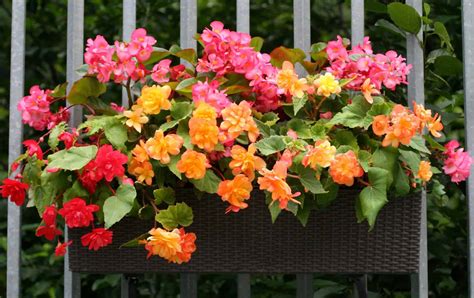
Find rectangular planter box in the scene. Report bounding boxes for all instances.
[69,189,420,274]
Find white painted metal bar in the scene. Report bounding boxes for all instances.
[65,1,84,297]
[406,0,428,297]
[7,1,26,297]
[462,1,474,297]
[180,1,198,295]
[237,274,251,298]
[121,0,136,108]
[351,0,364,46]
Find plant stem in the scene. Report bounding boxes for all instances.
[126,78,133,107]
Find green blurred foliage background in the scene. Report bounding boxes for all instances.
[0,0,467,296]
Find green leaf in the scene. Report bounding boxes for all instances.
[48,122,67,150]
[310,42,327,60]
[316,178,339,208]
[407,135,431,154]
[266,192,282,223]
[358,150,372,172]
[190,170,221,193]
[119,233,149,248]
[358,167,389,228]
[387,2,422,34]
[167,155,182,179]
[372,146,399,187]
[250,37,264,51]
[334,130,359,151]
[292,94,308,115]
[175,78,197,92]
[169,45,197,64]
[47,145,98,171]
[63,180,89,202]
[270,46,306,68]
[255,136,289,155]
[287,119,313,139]
[155,202,194,230]
[364,101,392,129]
[103,184,137,228]
[296,166,327,194]
[51,82,68,98]
[79,116,128,149]
[374,19,407,39]
[67,77,106,105]
[328,96,371,128]
[159,120,180,132]
[399,149,421,173]
[434,56,463,76]
[144,47,171,65]
[177,120,193,149]
[153,187,176,205]
[433,22,453,51]
[171,101,193,120]
[393,163,410,196]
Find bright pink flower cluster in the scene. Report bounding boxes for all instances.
[192,80,231,113]
[85,28,156,83]
[79,144,129,193]
[443,140,472,183]
[326,36,412,91]
[17,86,69,131]
[196,21,280,112]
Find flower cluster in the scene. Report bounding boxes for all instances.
[3,22,472,265]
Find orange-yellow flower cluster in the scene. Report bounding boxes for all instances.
[129,140,154,185]
[189,102,219,152]
[276,61,308,98]
[229,144,266,180]
[372,104,443,148]
[136,85,172,115]
[302,140,336,169]
[417,160,433,182]
[314,73,341,97]
[220,101,259,143]
[257,161,300,209]
[329,151,364,186]
[217,174,253,213]
[177,149,211,179]
[124,105,149,132]
[144,130,183,164]
[140,227,196,263]
[360,78,380,104]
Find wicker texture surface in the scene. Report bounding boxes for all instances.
[69,189,420,274]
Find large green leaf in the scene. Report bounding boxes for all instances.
[328,96,372,128]
[292,94,308,115]
[103,184,137,228]
[250,37,264,51]
[399,149,421,173]
[372,146,399,187]
[79,116,128,149]
[387,2,422,34]
[190,170,221,193]
[153,187,176,205]
[67,76,106,104]
[48,122,67,150]
[270,46,306,68]
[170,101,194,120]
[47,145,98,171]
[296,166,327,194]
[63,180,89,202]
[255,136,289,155]
[358,167,389,228]
[155,202,194,230]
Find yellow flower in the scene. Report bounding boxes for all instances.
[314,73,341,97]
[124,105,149,132]
[360,78,380,104]
[417,161,433,182]
[137,85,172,115]
[302,140,336,169]
[144,130,183,164]
[176,149,211,179]
[217,174,253,213]
[276,61,308,98]
[193,102,217,120]
[229,144,266,180]
[220,101,260,142]
[131,140,149,163]
[129,159,154,185]
[189,117,219,152]
[140,228,182,261]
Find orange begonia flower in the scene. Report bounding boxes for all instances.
[314,73,341,97]
[137,85,172,115]
[302,140,336,169]
[124,105,149,132]
[229,144,266,180]
[140,228,182,261]
[427,113,443,138]
[217,174,253,213]
[360,78,380,104]
[175,228,197,264]
[176,149,211,180]
[417,160,433,182]
[329,151,364,186]
[276,61,308,98]
[193,101,217,120]
[131,140,149,163]
[144,130,183,164]
[220,101,260,143]
[189,117,219,152]
[372,115,389,136]
[128,158,154,185]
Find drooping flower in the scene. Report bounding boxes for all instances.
[443,140,472,183]
[36,224,62,241]
[381,105,420,147]
[23,139,44,160]
[136,85,172,115]
[257,161,300,209]
[94,144,129,182]
[42,205,58,226]
[276,61,307,98]
[329,151,364,186]
[55,240,72,257]
[144,130,183,164]
[131,140,149,163]
[17,85,53,131]
[84,35,116,82]
[81,228,113,251]
[417,161,433,182]
[0,178,29,206]
[220,101,259,142]
[229,144,266,180]
[175,228,197,264]
[58,198,99,228]
[314,73,341,97]
[124,105,149,133]
[426,113,443,138]
[151,59,172,83]
[128,159,154,185]
[176,150,211,180]
[372,115,389,136]
[58,130,77,149]
[140,228,182,261]
[217,174,253,213]
[302,140,337,169]
[360,78,380,104]
[79,160,103,193]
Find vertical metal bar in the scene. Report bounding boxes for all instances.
[353,275,368,298]
[296,273,312,298]
[121,275,138,298]
[462,1,474,297]
[236,2,251,296]
[180,0,197,67]
[180,273,198,298]
[121,0,136,108]
[7,1,26,297]
[293,0,311,76]
[351,0,364,46]
[236,0,250,33]
[65,1,84,297]
[406,1,427,297]
[237,274,251,298]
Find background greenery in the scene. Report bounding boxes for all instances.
[0,0,466,296]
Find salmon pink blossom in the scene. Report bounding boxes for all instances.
[443,140,472,183]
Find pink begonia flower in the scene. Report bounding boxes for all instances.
[110,103,125,113]
[151,59,172,83]
[17,85,53,131]
[443,140,472,183]
[23,140,43,160]
[320,111,333,119]
[191,80,231,113]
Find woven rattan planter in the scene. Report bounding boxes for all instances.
[68,189,421,274]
